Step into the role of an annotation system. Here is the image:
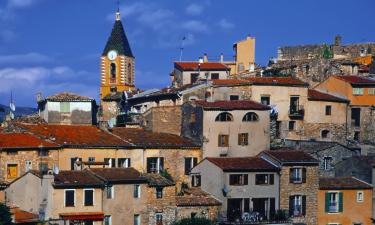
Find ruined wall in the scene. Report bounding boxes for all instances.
[143,106,182,136]
[101,101,120,123]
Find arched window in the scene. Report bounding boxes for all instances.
[215,112,233,122]
[128,63,132,84]
[321,130,330,139]
[110,63,116,79]
[242,112,259,122]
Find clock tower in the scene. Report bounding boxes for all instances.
[100,9,135,100]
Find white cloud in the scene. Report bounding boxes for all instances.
[218,18,235,29]
[186,3,204,16]
[0,52,52,65]
[181,20,209,33]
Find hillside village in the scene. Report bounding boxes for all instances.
[1,6,375,225]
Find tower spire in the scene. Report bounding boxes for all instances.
[116,0,121,21]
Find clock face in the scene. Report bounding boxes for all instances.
[107,50,118,60]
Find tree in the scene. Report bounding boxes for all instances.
[0,203,14,225]
[171,217,215,225]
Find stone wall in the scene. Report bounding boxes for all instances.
[48,110,93,125]
[303,123,347,144]
[100,101,120,123]
[279,166,319,225]
[143,106,182,136]
[147,185,176,225]
[176,205,220,221]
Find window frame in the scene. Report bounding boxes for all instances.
[218,134,229,147]
[215,112,234,122]
[323,156,333,171]
[7,164,18,179]
[229,174,248,186]
[238,133,249,146]
[291,167,303,183]
[134,184,141,198]
[242,112,259,122]
[104,215,112,225]
[255,174,274,185]
[192,175,201,187]
[134,214,141,225]
[260,96,270,105]
[368,88,375,95]
[327,192,339,213]
[353,88,364,96]
[64,189,76,207]
[288,121,296,131]
[325,105,332,116]
[83,189,95,206]
[156,187,163,199]
[184,157,198,175]
[357,191,364,202]
[106,185,114,199]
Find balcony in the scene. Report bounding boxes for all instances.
[288,105,304,120]
[219,209,291,225]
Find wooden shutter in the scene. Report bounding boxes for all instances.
[238,134,241,145]
[289,168,293,183]
[289,195,294,216]
[269,174,274,185]
[302,168,307,183]
[218,135,221,146]
[325,192,330,212]
[243,174,248,185]
[184,158,191,175]
[339,192,343,212]
[302,195,306,215]
[224,135,229,147]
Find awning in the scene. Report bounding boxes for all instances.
[59,212,104,221]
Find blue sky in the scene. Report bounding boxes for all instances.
[0,0,374,107]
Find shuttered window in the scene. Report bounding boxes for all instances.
[218,135,229,147]
[65,190,75,207]
[184,157,198,175]
[325,192,342,213]
[84,189,94,206]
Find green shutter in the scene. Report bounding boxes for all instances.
[325,192,330,212]
[339,192,343,212]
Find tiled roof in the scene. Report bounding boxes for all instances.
[319,177,372,190]
[90,168,146,183]
[212,79,252,86]
[206,157,278,172]
[262,150,319,165]
[46,92,93,102]
[102,20,134,57]
[194,100,270,111]
[334,75,375,85]
[144,173,175,187]
[11,207,39,223]
[0,133,59,149]
[246,77,309,87]
[175,62,229,71]
[53,170,104,188]
[308,89,349,103]
[19,124,130,148]
[59,212,104,221]
[176,187,222,207]
[111,128,199,149]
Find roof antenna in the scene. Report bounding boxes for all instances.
[116,0,121,21]
[179,36,186,62]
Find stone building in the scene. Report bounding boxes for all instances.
[261,150,319,225]
[38,92,97,125]
[182,100,271,158]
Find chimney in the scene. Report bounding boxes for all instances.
[203,53,208,62]
[220,53,224,63]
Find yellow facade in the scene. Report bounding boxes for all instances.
[225,36,256,74]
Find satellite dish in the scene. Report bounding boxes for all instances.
[53,165,59,175]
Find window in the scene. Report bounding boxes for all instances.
[39,149,48,157]
[242,112,259,122]
[104,158,116,168]
[134,184,141,198]
[25,161,32,172]
[147,157,164,173]
[192,175,201,187]
[106,186,114,199]
[218,134,229,147]
[289,195,306,216]
[321,130,330,139]
[39,163,48,173]
[134,214,140,225]
[184,157,198,175]
[357,191,364,202]
[368,88,375,95]
[7,164,18,179]
[353,88,364,95]
[229,174,248,186]
[354,131,360,141]
[88,157,95,162]
[325,192,343,213]
[290,168,306,183]
[110,63,116,80]
[351,108,361,127]
[215,112,233,122]
[255,174,274,185]
[70,157,82,170]
[84,189,94,206]
[128,63,132,84]
[325,105,332,115]
[156,213,163,225]
[156,187,163,199]
[118,158,131,168]
[190,73,199,84]
[110,87,117,93]
[211,73,219,80]
[60,102,70,113]
[238,133,249,146]
[289,121,296,131]
[323,157,333,171]
[104,215,112,225]
[65,190,75,207]
[229,95,239,101]
[260,96,270,105]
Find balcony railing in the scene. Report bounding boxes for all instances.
[288,105,304,120]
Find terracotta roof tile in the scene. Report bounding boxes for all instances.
[212,79,252,86]
[263,150,319,164]
[334,75,375,85]
[206,157,278,172]
[11,207,39,223]
[195,100,270,111]
[319,177,372,190]
[46,92,93,102]
[246,77,309,87]
[0,133,59,149]
[175,62,229,71]
[176,187,222,206]
[144,173,175,187]
[111,128,199,148]
[308,89,349,103]
[90,168,146,183]
[53,170,104,188]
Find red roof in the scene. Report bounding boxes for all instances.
[334,75,375,85]
[308,89,349,103]
[176,187,222,206]
[195,100,270,111]
[246,77,309,86]
[11,207,39,223]
[59,212,104,221]
[19,124,128,147]
[319,177,372,190]
[175,62,229,71]
[212,79,252,86]
[0,133,59,149]
[206,157,278,172]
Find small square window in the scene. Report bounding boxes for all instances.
[353,88,364,95]
[238,133,248,146]
[218,134,229,147]
[357,191,364,202]
[261,96,270,105]
[211,73,219,80]
[84,189,94,206]
[134,184,141,198]
[368,88,375,95]
[106,186,114,199]
[65,190,75,207]
[156,187,163,199]
[230,95,239,101]
[325,105,332,116]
